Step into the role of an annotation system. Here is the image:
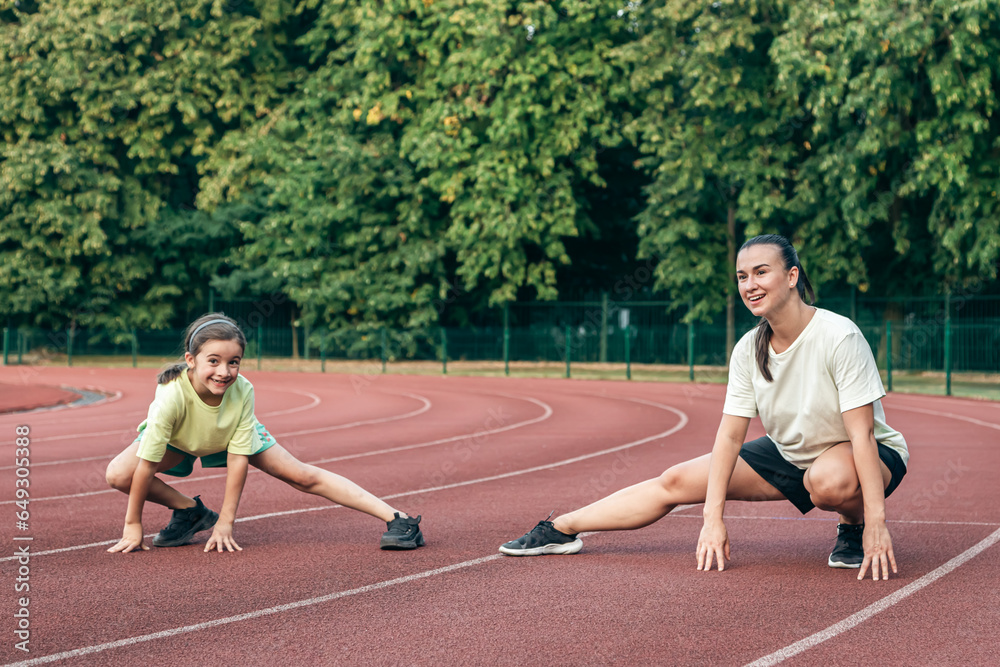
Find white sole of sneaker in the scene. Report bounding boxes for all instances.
[498,538,583,556]
[827,557,862,569]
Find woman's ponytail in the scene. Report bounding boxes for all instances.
[740,234,814,383]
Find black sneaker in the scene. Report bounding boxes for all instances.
[499,517,583,556]
[380,513,424,550]
[828,522,864,568]
[152,496,219,548]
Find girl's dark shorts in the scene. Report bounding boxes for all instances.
[739,435,907,514]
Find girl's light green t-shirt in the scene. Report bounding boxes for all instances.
[136,371,263,463]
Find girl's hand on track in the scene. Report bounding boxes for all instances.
[108,522,148,553]
[697,519,730,572]
[205,522,242,553]
[859,520,896,581]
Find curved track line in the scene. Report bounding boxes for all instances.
[256,389,322,418]
[891,404,1000,431]
[7,390,546,503]
[0,397,689,665]
[744,526,1000,666]
[308,393,552,465]
[0,390,426,476]
[2,395,682,556]
[11,387,324,446]
[279,390,431,437]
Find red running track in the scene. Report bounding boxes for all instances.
[1,366,998,666]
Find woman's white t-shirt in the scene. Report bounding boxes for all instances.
[723,308,908,470]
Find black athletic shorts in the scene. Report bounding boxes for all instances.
[738,435,907,514]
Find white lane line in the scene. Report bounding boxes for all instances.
[891,404,1000,432]
[5,392,547,505]
[0,390,429,478]
[3,388,322,447]
[277,390,431,437]
[0,398,686,664]
[3,554,506,667]
[0,395,676,559]
[256,389,322,418]
[744,526,1000,667]
[665,514,1000,527]
[307,393,552,465]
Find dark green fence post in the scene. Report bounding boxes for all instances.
[599,292,609,363]
[131,328,138,368]
[209,288,215,313]
[17,330,24,365]
[503,304,510,377]
[441,328,448,375]
[687,320,695,381]
[321,336,326,373]
[381,328,387,373]
[304,324,310,362]
[257,324,263,370]
[625,327,631,381]
[565,324,571,379]
[2,327,8,365]
[67,328,74,367]
[944,319,952,397]
[886,321,893,392]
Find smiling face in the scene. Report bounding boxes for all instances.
[185,339,244,405]
[735,243,800,319]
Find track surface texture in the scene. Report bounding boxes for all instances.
[1,366,998,666]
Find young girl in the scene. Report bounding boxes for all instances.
[106,313,424,553]
[499,234,908,581]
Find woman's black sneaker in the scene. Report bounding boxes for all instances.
[152,496,219,547]
[380,513,424,550]
[828,522,864,568]
[499,518,583,556]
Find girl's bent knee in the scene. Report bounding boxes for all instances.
[106,467,129,491]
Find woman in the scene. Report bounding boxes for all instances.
[499,235,907,581]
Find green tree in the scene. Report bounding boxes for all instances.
[774,0,1000,296]
[201,0,637,341]
[620,0,800,355]
[0,0,296,337]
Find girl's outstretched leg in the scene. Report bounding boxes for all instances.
[249,444,423,549]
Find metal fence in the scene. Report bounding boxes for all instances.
[5,295,999,397]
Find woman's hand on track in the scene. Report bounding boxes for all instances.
[859,520,896,581]
[205,522,242,553]
[697,518,730,572]
[108,522,148,553]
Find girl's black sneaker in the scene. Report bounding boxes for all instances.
[380,513,425,550]
[152,495,219,547]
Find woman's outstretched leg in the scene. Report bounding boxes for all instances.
[500,453,783,555]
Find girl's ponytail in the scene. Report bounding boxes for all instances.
[157,363,187,385]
